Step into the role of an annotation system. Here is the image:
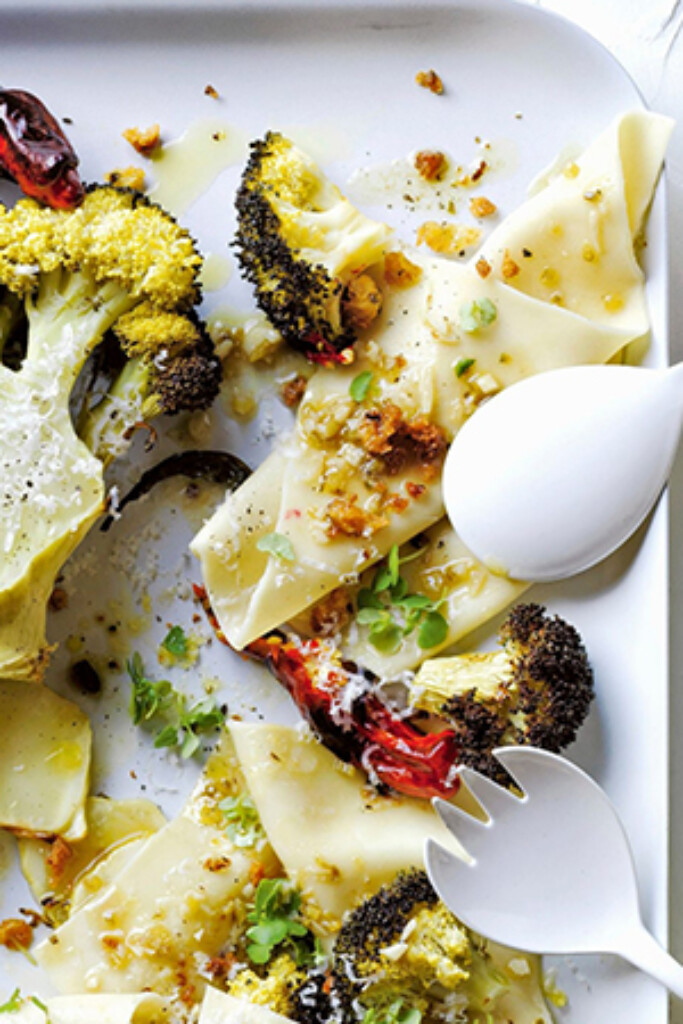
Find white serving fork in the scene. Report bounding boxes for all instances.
[424,746,683,997]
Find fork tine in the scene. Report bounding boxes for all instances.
[458,765,525,819]
[492,745,558,794]
[424,838,477,921]
[432,797,490,859]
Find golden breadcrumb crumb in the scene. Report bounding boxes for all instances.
[416,221,481,255]
[122,123,161,157]
[469,196,497,218]
[384,251,422,288]
[416,69,444,94]
[105,166,146,191]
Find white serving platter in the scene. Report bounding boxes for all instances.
[0,2,670,1022]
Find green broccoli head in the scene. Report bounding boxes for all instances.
[234,132,392,363]
[0,184,220,680]
[329,869,471,1022]
[409,603,594,783]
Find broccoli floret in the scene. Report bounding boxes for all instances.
[228,953,307,1018]
[330,870,471,1022]
[409,603,594,782]
[234,132,392,362]
[0,184,220,681]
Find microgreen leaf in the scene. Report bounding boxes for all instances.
[357,588,384,610]
[256,532,295,562]
[417,609,449,649]
[349,370,374,402]
[362,1001,422,1024]
[455,356,476,377]
[246,878,314,965]
[358,544,447,653]
[162,625,188,657]
[128,654,226,757]
[154,724,180,749]
[368,621,403,653]
[460,297,497,333]
[29,997,48,1015]
[0,990,22,1014]
[127,654,173,725]
[220,794,264,848]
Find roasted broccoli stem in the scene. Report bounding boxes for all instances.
[0,184,220,680]
[234,131,391,362]
[409,603,594,783]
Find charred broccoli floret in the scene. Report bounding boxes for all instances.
[329,869,517,1023]
[409,603,594,782]
[0,184,220,680]
[234,131,392,362]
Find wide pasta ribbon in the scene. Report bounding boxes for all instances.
[192,111,672,664]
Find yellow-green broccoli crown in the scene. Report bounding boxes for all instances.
[235,131,391,360]
[0,185,201,309]
[410,603,594,784]
[228,953,306,1018]
[331,870,473,1021]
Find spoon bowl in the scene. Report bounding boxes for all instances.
[443,363,683,581]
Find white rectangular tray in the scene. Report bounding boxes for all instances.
[0,3,669,1022]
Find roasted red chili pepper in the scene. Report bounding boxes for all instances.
[247,633,461,800]
[0,89,84,208]
[193,585,461,799]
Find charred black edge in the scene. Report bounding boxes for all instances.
[100,450,252,532]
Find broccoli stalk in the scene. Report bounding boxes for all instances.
[235,132,392,362]
[408,603,594,782]
[0,185,220,681]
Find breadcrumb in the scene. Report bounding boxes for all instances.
[342,274,383,331]
[502,249,521,279]
[469,196,497,218]
[105,166,146,191]
[384,251,422,288]
[122,123,161,157]
[414,150,448,182]
[416,220,481,255]
[416,69,444,94]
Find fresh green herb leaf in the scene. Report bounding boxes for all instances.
[358,545,447,654]
[362,1001,422,1024]
[246,878,314,965]
[256,532,295,562]
[455,356,476,377]
[367,620,403,654]
[417,609,449,649]
[162,625,188,658]
[0,990,22,1014]
[127,654,173,725]
[349,370,374,402]
[128,655,226,757]
[220,794,264,848]
[357,588,384,610]
[460,297,497,333]
[154,724,180,749]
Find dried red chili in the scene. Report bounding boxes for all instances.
[193,585,461,799]
[0,88,84,208]
[248,634,461,800]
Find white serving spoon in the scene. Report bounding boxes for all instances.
[442,363,683,580]
[425,747,683,997]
